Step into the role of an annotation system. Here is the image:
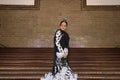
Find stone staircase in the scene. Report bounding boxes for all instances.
[0,48,120,80]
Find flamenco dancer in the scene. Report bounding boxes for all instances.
[41,18,77,80]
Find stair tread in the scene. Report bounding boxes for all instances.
[0,65,120,68]
[0,71,120,75]
[0,67,120,70]
[0,60,120,64]
[0,74,120,79]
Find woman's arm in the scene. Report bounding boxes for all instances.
[55,30,64,58]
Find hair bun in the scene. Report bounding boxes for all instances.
[63,18,67,22]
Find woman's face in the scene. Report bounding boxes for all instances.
[60,22,67,31]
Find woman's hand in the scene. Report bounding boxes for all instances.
[63,53,67,58]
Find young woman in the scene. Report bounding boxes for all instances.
[41,18,77,80]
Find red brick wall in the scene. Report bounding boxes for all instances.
[0,0,120,48]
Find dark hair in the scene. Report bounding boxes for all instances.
[59,20,68,26]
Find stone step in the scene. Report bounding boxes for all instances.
[0,74,120,79]
[0,56,119,58]
[0,53,119,58]
[0,70,120,75]
[0,48,119,52]
[0,60,120,64]
[0,52,119,54]
[0,58,119,60]
[0,67,120,70]
[0,63,120,67]
[0,53,119,56]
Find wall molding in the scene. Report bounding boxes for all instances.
[0,0,40,10]
[81,0,120,11]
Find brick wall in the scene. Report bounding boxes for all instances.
[0,0,120,48]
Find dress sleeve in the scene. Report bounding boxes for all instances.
[55,30,64,58]
[63,34,69,55]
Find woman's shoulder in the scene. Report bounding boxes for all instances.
[55,29,62,33]
[54,29,62,35]
[56,29,61,32]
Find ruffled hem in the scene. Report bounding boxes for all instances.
[41,72,77,80]
[41,67,77,80]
